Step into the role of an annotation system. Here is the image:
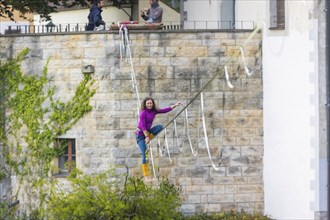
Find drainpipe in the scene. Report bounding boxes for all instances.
[326,0,330,218]
[233,0,235,29]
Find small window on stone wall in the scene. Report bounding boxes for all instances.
[270,0,285,30]
[53,138,76,176]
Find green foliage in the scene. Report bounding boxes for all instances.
[0,0,94,21]
[161,0,180,12]
[43,168,183,220]
[0,48,95,213]
[0,201,20,220]
[0,170,6,182]
[183,210,272,220]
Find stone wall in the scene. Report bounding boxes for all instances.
[0,29,263,214]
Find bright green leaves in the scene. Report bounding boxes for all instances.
[0,48,95,214]
[45,168,183,220]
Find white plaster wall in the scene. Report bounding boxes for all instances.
[188,0,323,217]
[183,0,220,29]
[263,1,318,219]
[235,0,266,29]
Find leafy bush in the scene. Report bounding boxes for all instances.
[43,168,183,220]
[0,201,20,220]
[183,210,272,220]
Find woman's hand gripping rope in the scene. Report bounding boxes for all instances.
[145,102,182,144]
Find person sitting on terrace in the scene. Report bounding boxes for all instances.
[140,0,163,23]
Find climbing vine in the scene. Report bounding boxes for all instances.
[0,48,96,213]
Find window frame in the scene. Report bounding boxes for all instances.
[53,138,76,176]
[269,0,285,30]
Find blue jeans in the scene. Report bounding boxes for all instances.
[136,125,163,164]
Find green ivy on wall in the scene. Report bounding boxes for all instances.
[0,48,96,213]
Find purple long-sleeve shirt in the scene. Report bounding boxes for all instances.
[136,107,172,136]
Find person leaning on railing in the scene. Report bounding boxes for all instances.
[86,0,105,31]
[140,0,163,23]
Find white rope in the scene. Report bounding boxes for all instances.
[157,135,163,157]
[119,24,124,60]
[239,47,253,76]
[163,128,173,163]
[173,119,183,152]
[200,92,220,171]
[121,26,141,115]
[148,142,157,180]
[184,108,199,157]
[224,65,234,88]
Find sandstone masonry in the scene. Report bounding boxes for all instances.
[0,29,263,214]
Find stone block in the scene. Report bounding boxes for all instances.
[241,146,263,156]
[177,177,192,186]
[191,178,203,185]
[98,148,110,157]
[178,46,207,57]
[201,195,208,203]
[247,176,263,184]
[237,184,263,193]
[204,203,221,212]
[226,166,241,176]
[237,137,250,145]
[225,185,236,193]
[188,195,201,203]
[220,39,236,46]
[154,79,176,92]
[186,185,213,194]
[223,137,236,145]
[209,167,226,176]
[213,185,225,194]
[186,167,209,178]
[220,203,237,212]
[110,147,134,158]
[96,118,120,129]
[132,46,150,57]
[180,204,195,214]
[208,194,234,203]
[235,193,252,202]
[251,137,263,145]
[236,202,254,213]
[143,39,159,47]
[242,166,263,176]
[252,193,264,202]
[150,47,165,57]
[222,146,240,157]
[171,57,190,66]
[203,38,220,46]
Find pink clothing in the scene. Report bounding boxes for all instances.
[136,107,172,136]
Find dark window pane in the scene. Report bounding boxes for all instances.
[72,141,76,154]
[55,138,76,175]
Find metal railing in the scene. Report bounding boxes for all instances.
[1,20,255,35]
[3,23,88,34]
[182,21,255,30]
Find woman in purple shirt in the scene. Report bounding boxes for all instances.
[136,97,181,180]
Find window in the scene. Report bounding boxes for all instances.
[270,0,285,30]
[54,139,76,176]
